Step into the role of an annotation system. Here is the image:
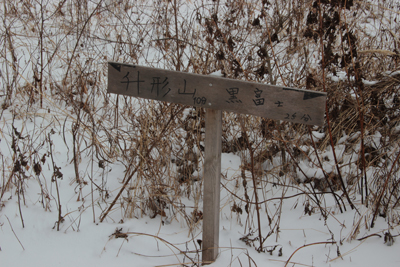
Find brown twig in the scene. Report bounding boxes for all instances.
[317,0,355,211]
[371,149,400,227]
[5,215,25,251]
[356,233,382,241]
[284,241,336,267]
[100,106,184,222]
[308,126,343,213]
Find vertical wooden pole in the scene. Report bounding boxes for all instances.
[202,108,222,264]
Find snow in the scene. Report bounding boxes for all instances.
[209,70,224,77]
[327,71,350,82]
[1,114,399,266]
[1,1,400,266]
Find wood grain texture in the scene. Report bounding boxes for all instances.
[202,109,222,264]
[108,62,326,126]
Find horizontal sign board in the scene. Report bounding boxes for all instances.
[108,62,326,126]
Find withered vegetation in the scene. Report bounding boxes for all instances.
[1,0,399,259]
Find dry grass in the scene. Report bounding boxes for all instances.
[1,0,400,258]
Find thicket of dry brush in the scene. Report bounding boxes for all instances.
[1,0,400,254]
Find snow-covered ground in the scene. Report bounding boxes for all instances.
[1,110,399,266]
[1,0,400,266]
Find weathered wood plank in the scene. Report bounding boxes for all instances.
[202,109,222,264]
[108,62,327,126]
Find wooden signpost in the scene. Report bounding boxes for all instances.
[107,62,326,264]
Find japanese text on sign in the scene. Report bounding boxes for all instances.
[108,63,327,126]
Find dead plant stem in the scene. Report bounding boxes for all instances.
[341,9,368,205]
[173,0,180,71]
[100,106,184,222]
[371,149,400,227]
[284,241,336,267]
[5,215,25,250]
[318,0,354,211]
[308,126,343,213]
[48,133,62,231]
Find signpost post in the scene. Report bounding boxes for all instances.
[107,62,326,264]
